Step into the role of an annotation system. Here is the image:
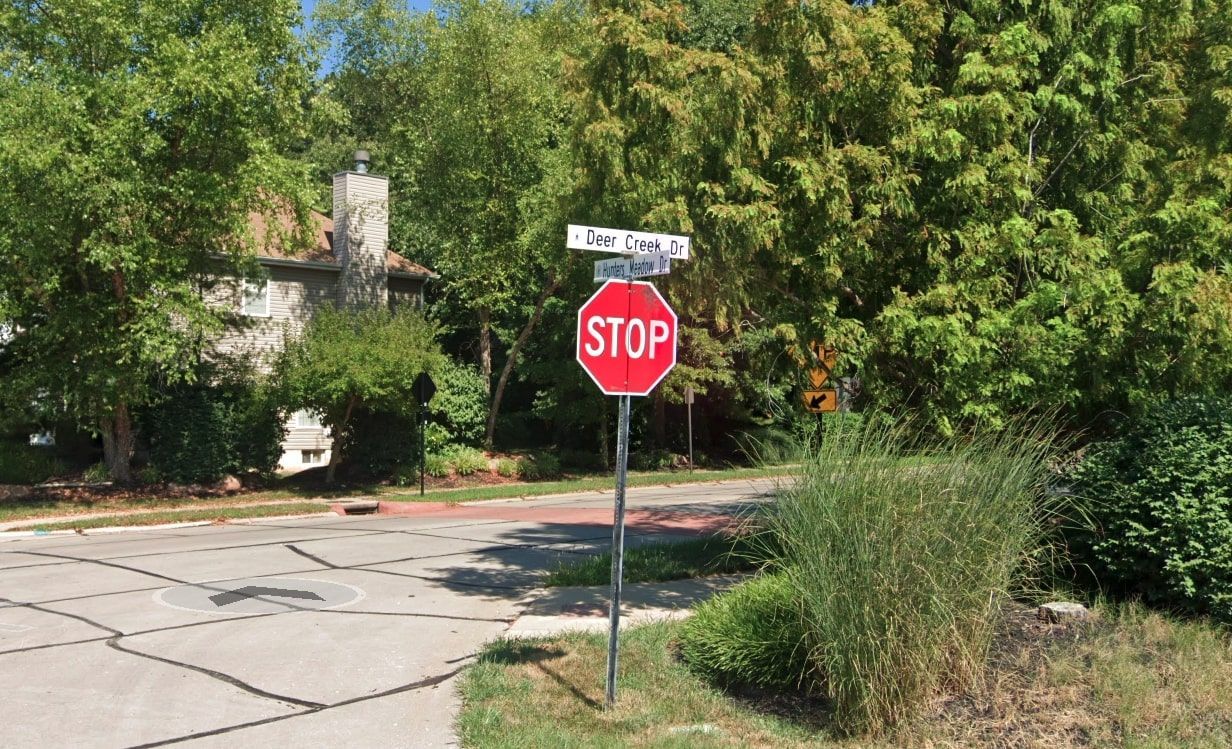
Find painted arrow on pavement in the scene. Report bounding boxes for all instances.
[208,586,326,607]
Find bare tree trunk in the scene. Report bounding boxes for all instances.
[484,275,562,449]
[100,403,135,484]
[325,395,359,484]
[478,308,493,396]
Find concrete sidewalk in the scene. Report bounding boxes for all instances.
[506,574,747,639]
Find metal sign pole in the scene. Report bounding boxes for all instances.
[685,386,694,473]
[419,406,426,497]
[605,393,631,709]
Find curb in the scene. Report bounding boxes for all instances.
[0,511,340,539]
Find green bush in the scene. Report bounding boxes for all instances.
[450,447,489,476]
[630,448,673,471]
[774,419,1059,734]
[558,448,605,472]
[341,407,416,479]
[732,425,803,465]
[143,369,284,484]
[517,453,561,481]
[679,572,811,690]
[83,461,110,483]
[429,359,488,448]
[424,453,452,478]
[686,418,1059,735]
[1066,395,1232,620]
[0,444,66,484]
[495,457,520,478]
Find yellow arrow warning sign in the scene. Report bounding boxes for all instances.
[802,388,838,413]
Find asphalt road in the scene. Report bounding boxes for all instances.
[0,478,776,748]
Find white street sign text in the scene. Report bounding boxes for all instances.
[593,251,672,282]
[568,224,691,260]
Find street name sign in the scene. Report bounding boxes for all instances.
[593,250,672,282]
[568,224,691,260]
[576,279,679,397]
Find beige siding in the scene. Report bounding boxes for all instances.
[334,172,389,309]
[283,427,332,451]
[210,264,339,371]
[388,277,425,312]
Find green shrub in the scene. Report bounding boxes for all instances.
[341,408,416,479]
[429,359,488,448]
[450,447,489,477]
[754,418,1058,734]
[83,461,110,483]
[495,457,520,478]
[424,453,452,478]
[679,572,811,690]
[143,367,284,484]
[732,425,803,465]
[559,448,605,472]
[630,448,673,471]
[1065,395,1232,620]
[0,444,66,484]
[518,453,561,481]
[422,422,453,455]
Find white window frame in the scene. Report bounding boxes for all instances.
[301,449,324,465]
[241,278,270,318]
[294,409,322,429]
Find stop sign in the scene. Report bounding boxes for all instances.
[576,279,678,396]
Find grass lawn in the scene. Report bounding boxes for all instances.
[545,535,766,588]
[379,466,790,504]
[0,465,789,530]
[12,502,333,532]
[458,603,1232,748]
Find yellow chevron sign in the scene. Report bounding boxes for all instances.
[808,341,836,388]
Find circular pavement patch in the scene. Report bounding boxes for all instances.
[156,576,364,615]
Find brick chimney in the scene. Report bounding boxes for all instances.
[333,150,388,309]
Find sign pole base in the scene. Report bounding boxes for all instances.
[605,393,631,709]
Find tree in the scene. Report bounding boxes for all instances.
[275,306,445,483]
[0,0,315,481]
[391,0,581,448]
[571,0,1232,434]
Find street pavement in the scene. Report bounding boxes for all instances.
[0,478,777,748]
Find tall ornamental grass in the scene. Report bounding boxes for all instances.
[770,417,1061,735]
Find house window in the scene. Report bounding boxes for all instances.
[301,450,324,465]
[241,278,270,317]
[293,409,322,429]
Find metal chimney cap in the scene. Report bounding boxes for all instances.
[353,150,371,173]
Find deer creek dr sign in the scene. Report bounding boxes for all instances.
[576,279,678,396]
[567,224,691,260]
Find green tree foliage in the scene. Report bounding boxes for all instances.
[391,0,582,447]
[571,0,1232,433]
[142,363,285,484]
[313,0,583,448]
[1067,395,1232,620]
[0,0,315,481]
[274,306,444,483]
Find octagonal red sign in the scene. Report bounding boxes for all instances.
[576,280,678,396]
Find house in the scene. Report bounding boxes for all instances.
[213,151,437,471]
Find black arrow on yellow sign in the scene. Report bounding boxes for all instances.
[802,388,838,414]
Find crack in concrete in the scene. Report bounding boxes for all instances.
[124,665,466,748]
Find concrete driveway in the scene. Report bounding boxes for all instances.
[0,479,776,748]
